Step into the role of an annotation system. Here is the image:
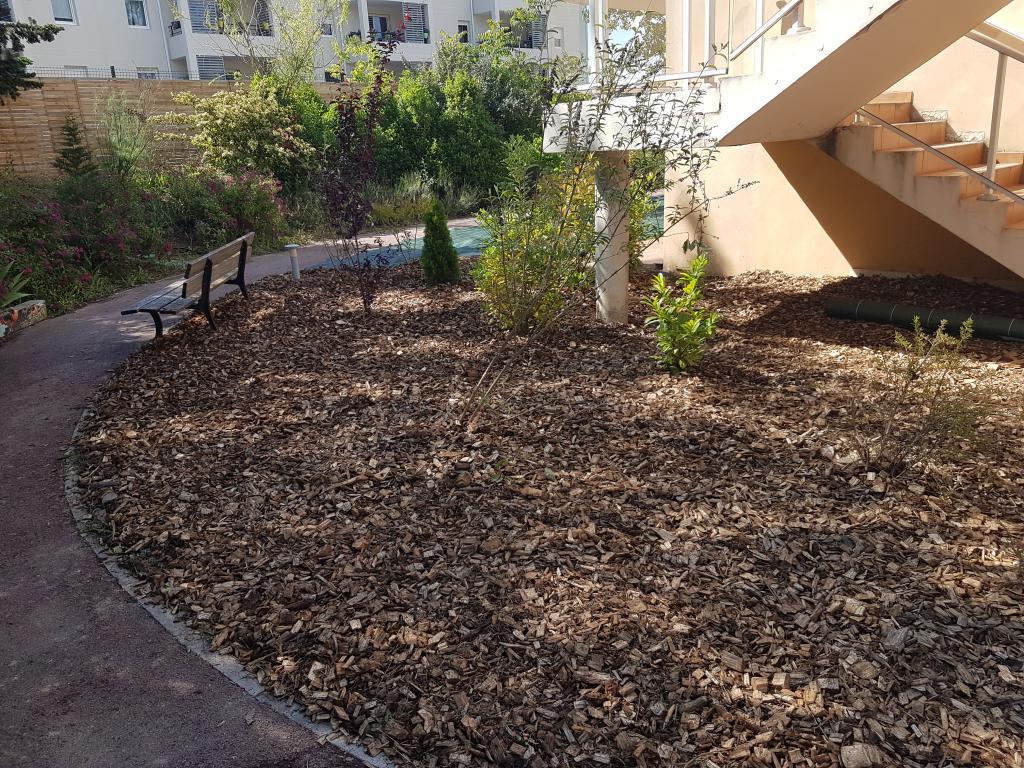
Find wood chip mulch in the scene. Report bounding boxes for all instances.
[76,266,1024,768]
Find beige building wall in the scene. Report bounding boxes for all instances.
[662,0,1024,284]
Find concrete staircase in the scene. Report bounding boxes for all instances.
[714,0,1014,146]
[830,91,1024,279]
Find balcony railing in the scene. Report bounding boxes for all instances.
[368,29,430,44]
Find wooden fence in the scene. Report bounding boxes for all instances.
[0,79,341,178]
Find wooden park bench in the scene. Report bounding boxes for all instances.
[122,232,254,339]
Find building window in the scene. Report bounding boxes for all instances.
[551,26,563,49]
[457,22,469,43]
[368,15,388,40]
[137,68,159,79]
[0,0,14,23]
[322,21,333,36]
[51,0,76,23]
[126,0,148,27]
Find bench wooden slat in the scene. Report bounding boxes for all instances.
[131,281,186,312]
[122,231,255,339]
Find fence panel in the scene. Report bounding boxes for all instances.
[0,78,341,178]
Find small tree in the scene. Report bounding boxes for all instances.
[420,198,459,285]
[0,18,62,105]
[54,115,97,177]
[850,318,991,476]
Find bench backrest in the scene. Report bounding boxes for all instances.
[181,232,256,299]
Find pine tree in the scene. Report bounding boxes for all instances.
[420,198,460,285]
[0,18,62,105]
[54,115,97,177]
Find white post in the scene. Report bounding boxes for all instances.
[286,244,301,281]
[981,52,1008,201]
[703,0,714,66]
[491,0,498,27]
[357,0,370,38]
[682,0,692,73]
[595,153,631,325]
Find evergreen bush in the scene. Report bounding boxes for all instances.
[420,198,460,285]
[54,115,97,178]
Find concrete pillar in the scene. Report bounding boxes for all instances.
[357,0,370,38]
[491,0,499,27]
[594,152,631,324]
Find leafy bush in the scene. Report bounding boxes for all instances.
[55,172,166,273]
[157,170,287,252]
[0,172,166,314]
[0,260,32,309]
[643,255,718,372]
[850,318,991,475]
[432,72,506,192]
[156,80,315,199]
[474,139,595,335]
[420,198,459,285]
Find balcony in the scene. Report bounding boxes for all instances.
[365,1,430,45]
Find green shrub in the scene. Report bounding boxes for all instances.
[643,254,718,372]
[420,198,459,284]
[474,140,595,335]
[155,80,315,199]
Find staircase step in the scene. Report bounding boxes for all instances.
[862,100,913,124]
[923,162,1024,198]
[872,120,947,150]
[882,141,985,174]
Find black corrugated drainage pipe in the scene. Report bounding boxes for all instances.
[824,297,1024,342]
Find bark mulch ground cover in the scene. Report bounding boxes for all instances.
[75,266,1024,768]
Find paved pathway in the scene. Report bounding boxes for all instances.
[0,246,362,768]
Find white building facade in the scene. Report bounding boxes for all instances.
[3,0,586,81]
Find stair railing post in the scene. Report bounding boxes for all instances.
[980,51,1008,201]
[754,0,764,74]
[704,0,715,68]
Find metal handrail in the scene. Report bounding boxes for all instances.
[856,108,1024,206]
[587,0,805,88]
[968,26,1024,66]
[731,0,805,60]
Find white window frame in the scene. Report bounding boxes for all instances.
[457,20,469,43]
[51,0,77,25]
[322,20,333,36]
[0,0,15,23]
[125,0,149,29]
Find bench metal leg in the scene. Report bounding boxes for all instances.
[231,277,249,299]
[147,311,164,339]
[201,305,216,331]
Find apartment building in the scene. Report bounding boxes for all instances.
[3,0,586,81]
